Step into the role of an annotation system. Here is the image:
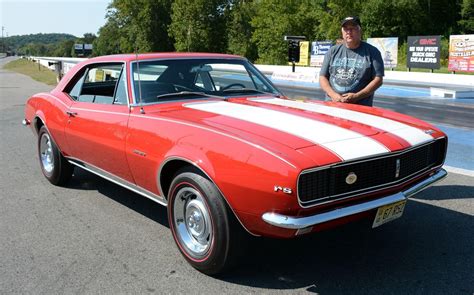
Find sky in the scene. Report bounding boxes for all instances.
[1,0,110,37]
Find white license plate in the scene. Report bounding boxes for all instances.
[372,200,407,228]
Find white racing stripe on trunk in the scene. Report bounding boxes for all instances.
[252,98,434,146]
[185,101,389,161]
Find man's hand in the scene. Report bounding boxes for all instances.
[341,92,358,103]
[329,92,344,102]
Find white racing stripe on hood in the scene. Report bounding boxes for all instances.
[185,101,389,161]
[252,98,434,146]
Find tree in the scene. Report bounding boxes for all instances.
[459,0,474,33]
[317,0,363,40]
[169,0,230,52]
[94,0,174,54]
[52,39,75,57]
[361,0,425,41]
[93,19,121,55]
[251,0,322,64]
[227,0,258,61]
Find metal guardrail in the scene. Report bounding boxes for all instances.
[29,56,86,81]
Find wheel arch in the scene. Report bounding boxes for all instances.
[33,115,45,135]
[158,156,259,237]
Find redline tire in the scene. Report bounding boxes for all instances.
[168,169,244,275]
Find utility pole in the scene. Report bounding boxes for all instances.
[1,26,4,54]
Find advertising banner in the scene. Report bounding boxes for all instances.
[448,34,474,72]
[295,41,309,66]
[407,36,441,69]
[367,37,398,68]
[310,41,332,67]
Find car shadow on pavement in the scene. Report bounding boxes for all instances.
[67,168,473,294]
[411,184,474,201]
[66,167,170,227]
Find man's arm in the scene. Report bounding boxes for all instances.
[319,75,344,101]
[341,76,383,103]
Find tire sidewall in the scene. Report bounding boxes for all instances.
[168,171,230,274]
[37,126,62,184]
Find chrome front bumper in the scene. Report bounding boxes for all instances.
[262,168,447,230]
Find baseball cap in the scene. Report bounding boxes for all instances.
[341,16,361,27]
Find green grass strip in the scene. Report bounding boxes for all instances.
[4,58,58,85]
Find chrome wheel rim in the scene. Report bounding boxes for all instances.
[40,133,54,173]
[173,187,212,259]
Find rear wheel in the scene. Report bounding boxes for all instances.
[168,169,245,275]
[38,126,73,185]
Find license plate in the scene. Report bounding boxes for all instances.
[372,200,406,228]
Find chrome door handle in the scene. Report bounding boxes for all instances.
[66,111,78,117]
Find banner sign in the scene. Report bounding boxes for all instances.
[407,36,441,69]
[295,41,309,66]
[367,37,398,68]
[448,34,474,72]
[310,41,332,67]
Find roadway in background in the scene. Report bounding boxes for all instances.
[1,56,473,294]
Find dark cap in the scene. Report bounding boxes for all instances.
[341,16,361,27]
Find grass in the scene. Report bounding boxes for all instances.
[3,58,58,85]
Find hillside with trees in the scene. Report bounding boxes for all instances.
[4,33,97,57]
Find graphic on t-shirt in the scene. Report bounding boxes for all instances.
[330,57,366,92]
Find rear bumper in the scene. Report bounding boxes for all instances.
[262,168,447,230]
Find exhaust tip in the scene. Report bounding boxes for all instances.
[22,119,30,126]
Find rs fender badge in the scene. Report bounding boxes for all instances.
[345,172,357,185]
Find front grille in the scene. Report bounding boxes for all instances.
[298,138,447,207]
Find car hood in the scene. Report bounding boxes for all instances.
[157,97,441,162]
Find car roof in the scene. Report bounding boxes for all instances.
[87,52,245,63]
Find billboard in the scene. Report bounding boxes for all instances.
[74,43,93,56]
[367,37,398,68]
[310,41,332,67]
[407,36,441,69]
[448,34,474,72]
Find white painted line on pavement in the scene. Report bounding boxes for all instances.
[443,165,474,177]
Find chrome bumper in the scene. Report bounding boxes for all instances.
[262,168,447,230]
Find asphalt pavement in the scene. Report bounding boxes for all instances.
[0,56,473,294]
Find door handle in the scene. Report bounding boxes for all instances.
[66,111,78,117]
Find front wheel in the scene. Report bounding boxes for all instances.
[37,126,73,185]
[168,169,245,275]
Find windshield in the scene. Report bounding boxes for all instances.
[131,58,280,104]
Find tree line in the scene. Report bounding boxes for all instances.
[93,0,472,65]
[5,0,473,65]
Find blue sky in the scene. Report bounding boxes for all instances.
[1,0,110,37]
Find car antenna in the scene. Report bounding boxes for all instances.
[135,47,145,114]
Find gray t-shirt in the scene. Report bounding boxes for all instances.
[320,42,384,106]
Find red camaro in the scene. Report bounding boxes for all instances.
[23,53,447,274]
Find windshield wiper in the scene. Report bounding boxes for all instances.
[221,88,267,95]
[156,91,218,100]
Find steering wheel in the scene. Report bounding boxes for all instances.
[173,84,195,92]
[221,83,246,91]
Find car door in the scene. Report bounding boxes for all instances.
[64,63,134,183]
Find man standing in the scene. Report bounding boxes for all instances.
[319,16,384,106]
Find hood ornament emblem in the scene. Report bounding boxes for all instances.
[345,172,357,185]
[424,129,435,135]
